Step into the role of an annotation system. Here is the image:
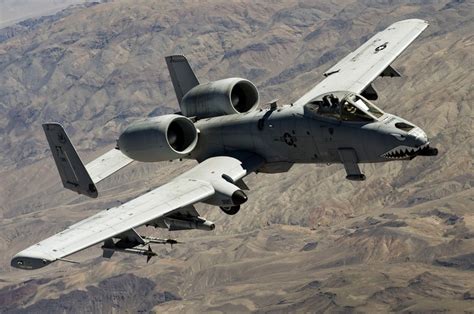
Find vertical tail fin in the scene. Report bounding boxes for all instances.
[165,55,199,105]
[43,123,98,198]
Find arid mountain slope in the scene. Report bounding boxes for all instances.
[0,0,473,312]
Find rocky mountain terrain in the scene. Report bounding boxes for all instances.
[0,0,94,29]
[0,0,473,312]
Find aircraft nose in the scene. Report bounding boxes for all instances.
[410,127,428,147]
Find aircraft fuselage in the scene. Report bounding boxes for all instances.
[192,103,430,172]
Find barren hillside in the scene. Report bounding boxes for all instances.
[0,0,473,312]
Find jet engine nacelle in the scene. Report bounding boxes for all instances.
[181,78,259,118]
[118,114,198,162]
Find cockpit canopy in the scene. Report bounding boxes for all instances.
[305,91,384,122]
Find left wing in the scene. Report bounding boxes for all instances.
[11,153,263,270]
[294,19,429,106]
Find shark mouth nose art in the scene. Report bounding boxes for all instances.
[381,143,430,159]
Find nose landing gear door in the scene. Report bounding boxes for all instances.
[337,148,365,181]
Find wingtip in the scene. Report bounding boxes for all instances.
[11,252,54,270]
[394,18,429,26]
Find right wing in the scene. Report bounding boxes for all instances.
[11,153,263,270]
[294,19,429,106]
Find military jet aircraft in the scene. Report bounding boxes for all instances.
[12,19,437,270]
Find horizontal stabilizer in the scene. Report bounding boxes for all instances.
[85,148,133,184]
[43,123,98,198]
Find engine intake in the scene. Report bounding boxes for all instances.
[181,78,259,118]
[118,114,198,162]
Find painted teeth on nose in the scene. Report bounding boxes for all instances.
[382,145,423,159]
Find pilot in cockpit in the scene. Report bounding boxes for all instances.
[320,94,340,115]
[306,91,385,122]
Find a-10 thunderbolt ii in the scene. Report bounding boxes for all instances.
[12,19,437,270]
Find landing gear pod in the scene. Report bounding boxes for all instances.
[118,114,198,162]
[204,179,248,208]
